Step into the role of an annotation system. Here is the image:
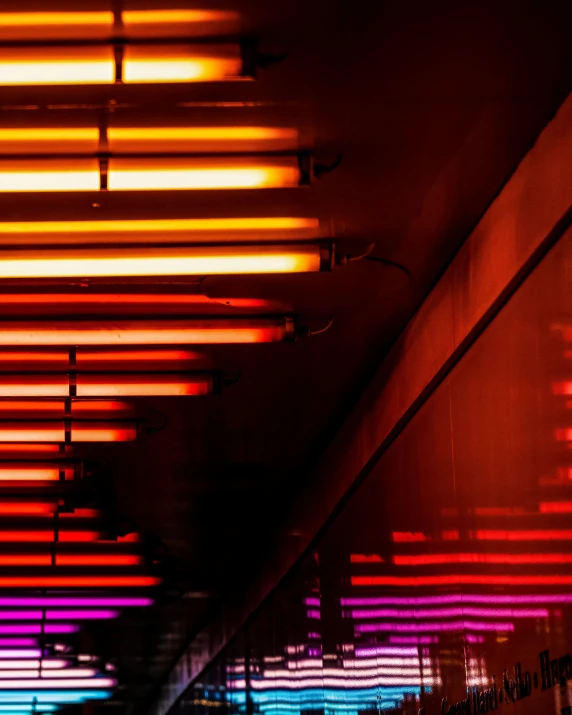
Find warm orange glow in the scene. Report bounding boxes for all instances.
[474,529,572,541]
[56,554,142,566]
[77,349,203,366]
[0,423,64,443]
[0,576,159,587]
[122,44,242,83]
[71,400,134,416]
[0,351,68,367]
[0,217,320,244]
[0,402,65,416]
[0,465,63,482]
[108,126,298,152]
[393,553,572,565]
[0,47,114,85]
[0,160,99,192]
[0,12,113,40]
[122,9,236,26]
[0,555,50,565]
[0,502,56,516]
[0,376,68,397]
[0,128,99,154]
[0,245,323,278]
[0,318,293,345]
[0,444,60,454]
[108,157,300,191]
[76,374,213,397]
[70,423,137,443]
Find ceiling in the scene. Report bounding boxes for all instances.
[1,1,572,713]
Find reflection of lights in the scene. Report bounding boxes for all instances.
[393,552,572,565]
[350,554,383,563]
[473,529,572,540]
[352,575,572,586]
[539,501,572,513]
[353,621,513,633]
[343,594,572,605]
[348,607,547,619]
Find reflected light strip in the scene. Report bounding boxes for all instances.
[0,577,158,588]
[0,245,324,278]
[347,606,548,619]
[473,529,572,540]
[350,554,383,563]
[386,636,438,646]
[0,319,293,345]
[393,552,572,565]
[108,160,300,191]
[354,620,514,634]
[342,594,572,606]
[0,598,151,608]
[352,646,424,657]
[0,217,320,243]
[352,575,572,586]
[539,501,572,513]
[241,676,435,690]
[392,532,427,543]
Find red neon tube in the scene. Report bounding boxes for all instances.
[0,531,101,542]
[0,422,137,443]
[56,554,142,566]
[0,502,56,515]
[0,576,159,587]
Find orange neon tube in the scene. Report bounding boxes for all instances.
[0,245,325,278]
[0,576,159,587]
[0,422,137,443]
[108,157,300,191]
[0,12,113,40]
[0,465,69,482]
[0,444,60,454]
[76,374,214,397]
[107,126,298,153]
[0,318,294,346]
[0,217,320,244]
[0,128,99,155]
[0,375,213,398]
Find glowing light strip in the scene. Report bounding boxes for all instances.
[0,598,151,608]
[0,217,320,244]
[0,466,66,482]
[0,577,158,588]
[0,245,323,278]
[0,319,293,346]
[0,626,78,635]
[0,533,101,544]
[0,422,137,443]
[342,594,572,606]
[352,575,572,586]
[0,651,41,659]
[0,12,113,28]
[0,661,66,670]
[0,678,114,689]
[0,669,95,679]
[347,606,548,619]
[393,552,572,565]
[0,612,119,621]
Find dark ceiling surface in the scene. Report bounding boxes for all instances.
[2,0,572,713]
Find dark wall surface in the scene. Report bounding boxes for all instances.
[170,218,572,715]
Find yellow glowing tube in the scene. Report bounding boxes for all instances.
[0,47,114,86]
[0,217,321,245]
[0,129,99,154]
[0,245,326,279]
[0,160,99,192]
[108,157,300,191]
[122,45,243,83]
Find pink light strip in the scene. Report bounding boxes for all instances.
[0,625,79,634]
[354,620,514,633]
[341,594,572,606]
[348,607,548,619]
